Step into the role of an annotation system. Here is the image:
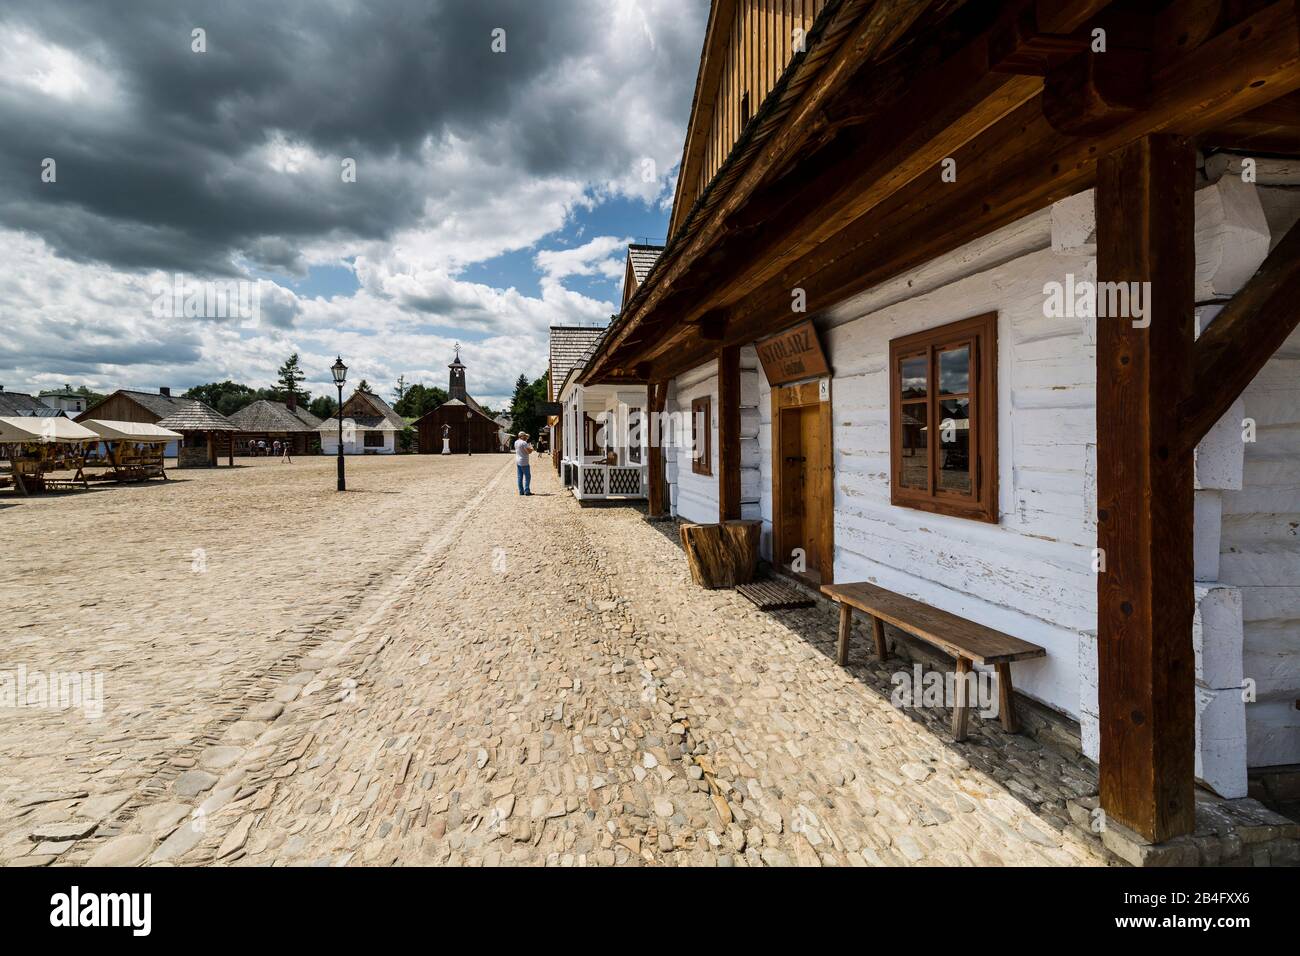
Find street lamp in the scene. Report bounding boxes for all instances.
[332,356,348,491]
[466,410,473,456]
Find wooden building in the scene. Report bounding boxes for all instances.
[547,326,606,471]
[76,388,236,464]
[581,0,1300,848]
[227,398,323,455]
[320,389,403,455]
[414,350,503,454]
[156,401,239,468]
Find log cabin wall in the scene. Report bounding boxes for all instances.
[651,173,1300,797]
[670,0,829,238]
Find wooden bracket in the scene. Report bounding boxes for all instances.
[1178,216,1300,454]
[1043,46,1151,134]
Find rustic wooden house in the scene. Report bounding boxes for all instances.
[76,388,236,464]
[414,350,502,454]
[547,325,606,470]
[581,0,1300,852]
[155,401,240,468]
[227,398,323,455]
[319,388,404,455]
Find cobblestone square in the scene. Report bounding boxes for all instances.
[1,456,1105,866]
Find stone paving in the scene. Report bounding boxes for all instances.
[2,456,1108,866]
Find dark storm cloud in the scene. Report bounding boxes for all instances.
[0,0,703,275]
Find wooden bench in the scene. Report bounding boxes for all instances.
[821,581,1046,741]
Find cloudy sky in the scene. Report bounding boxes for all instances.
[0,0,706,409]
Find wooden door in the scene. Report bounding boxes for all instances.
[799,405,822,573]
[772,380,834,583]
[779,407,805,559]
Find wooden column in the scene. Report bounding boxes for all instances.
[647,381,667,517]
[718,344,742,521]
[1095,134,1196,843]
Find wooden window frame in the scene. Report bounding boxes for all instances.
[627,406,642,464]
[363,430,385,448]
[889,312,998,523]
[691,396,712,476]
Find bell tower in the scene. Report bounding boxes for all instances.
[448,344,467,401]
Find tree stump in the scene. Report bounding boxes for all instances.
[679,520,762,589]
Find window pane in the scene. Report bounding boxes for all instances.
[937,398,971,494]
[899,401,928,490]
[939,346,970,395]
[900,355,927,399]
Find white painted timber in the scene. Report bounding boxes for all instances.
[1194,584,1245,689]
[1195,685,1249,798]
[666,361,720,526]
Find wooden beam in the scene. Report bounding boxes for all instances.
[647,381,667,518]
[1096,134,1197,844]
[718,345,742,521]
[649,0,1300,379]
[1179,217,1300,453]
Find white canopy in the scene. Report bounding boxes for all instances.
[0,416,98,443]
[81,419,182,442]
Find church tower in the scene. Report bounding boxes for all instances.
[448,344,467,401]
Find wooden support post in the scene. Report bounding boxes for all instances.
[996,663,1018,733]
[952,657,972,742]
[647,381,667,517]
[1096,134,1197,843]
[871,616,888,661]
[718,344,742,522]
[836,604,853,666]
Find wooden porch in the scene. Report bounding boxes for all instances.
[584,0,1300,844]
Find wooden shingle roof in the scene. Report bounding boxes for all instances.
[156,400,238,432]
[549,326,606,401]
[627,244,664,285]
[227,400,322,433]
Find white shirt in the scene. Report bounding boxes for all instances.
[514,439,532,464]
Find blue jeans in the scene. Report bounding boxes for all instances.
[517,464,531,495]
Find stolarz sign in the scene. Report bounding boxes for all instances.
[756,320,829,386]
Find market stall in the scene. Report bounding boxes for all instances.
[0,416,98,494]
[80,419,181,482]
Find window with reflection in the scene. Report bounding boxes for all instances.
[888,313,998,522]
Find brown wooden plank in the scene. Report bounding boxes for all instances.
[871,615,888,660]
[821,582,1045,664]
[952,656,972,741]
[647,381,667,517]
[1178,216,1300,454]
[836,603,852,665]
[1095,134,1197,844]
[996,662,1018,733]
[718,344,742,521]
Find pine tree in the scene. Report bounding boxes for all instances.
[277,353,307,401]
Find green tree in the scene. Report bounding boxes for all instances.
[508,373,548,441]
[394,374,407,405]
[309,395,337,420]
[356,379,373,395]
[276,353,308,402]
[394,383,448,418]
[184,381,257,416]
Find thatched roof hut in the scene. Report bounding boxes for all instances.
[227,399,322,455]
[156,400,239,468]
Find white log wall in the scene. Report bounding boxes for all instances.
[659,168,1298,788]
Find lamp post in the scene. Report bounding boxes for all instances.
[332,356,348,491]
[466,410,473,456]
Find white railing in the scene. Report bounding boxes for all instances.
[566,460,647,500]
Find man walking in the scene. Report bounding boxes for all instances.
[514,431,533,496]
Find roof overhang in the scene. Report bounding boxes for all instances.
[581,0,1300,385]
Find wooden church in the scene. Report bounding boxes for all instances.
[415,348,505,454]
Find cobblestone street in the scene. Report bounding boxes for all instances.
[2,456,1106,866]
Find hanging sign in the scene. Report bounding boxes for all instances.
[756,320,829,386]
